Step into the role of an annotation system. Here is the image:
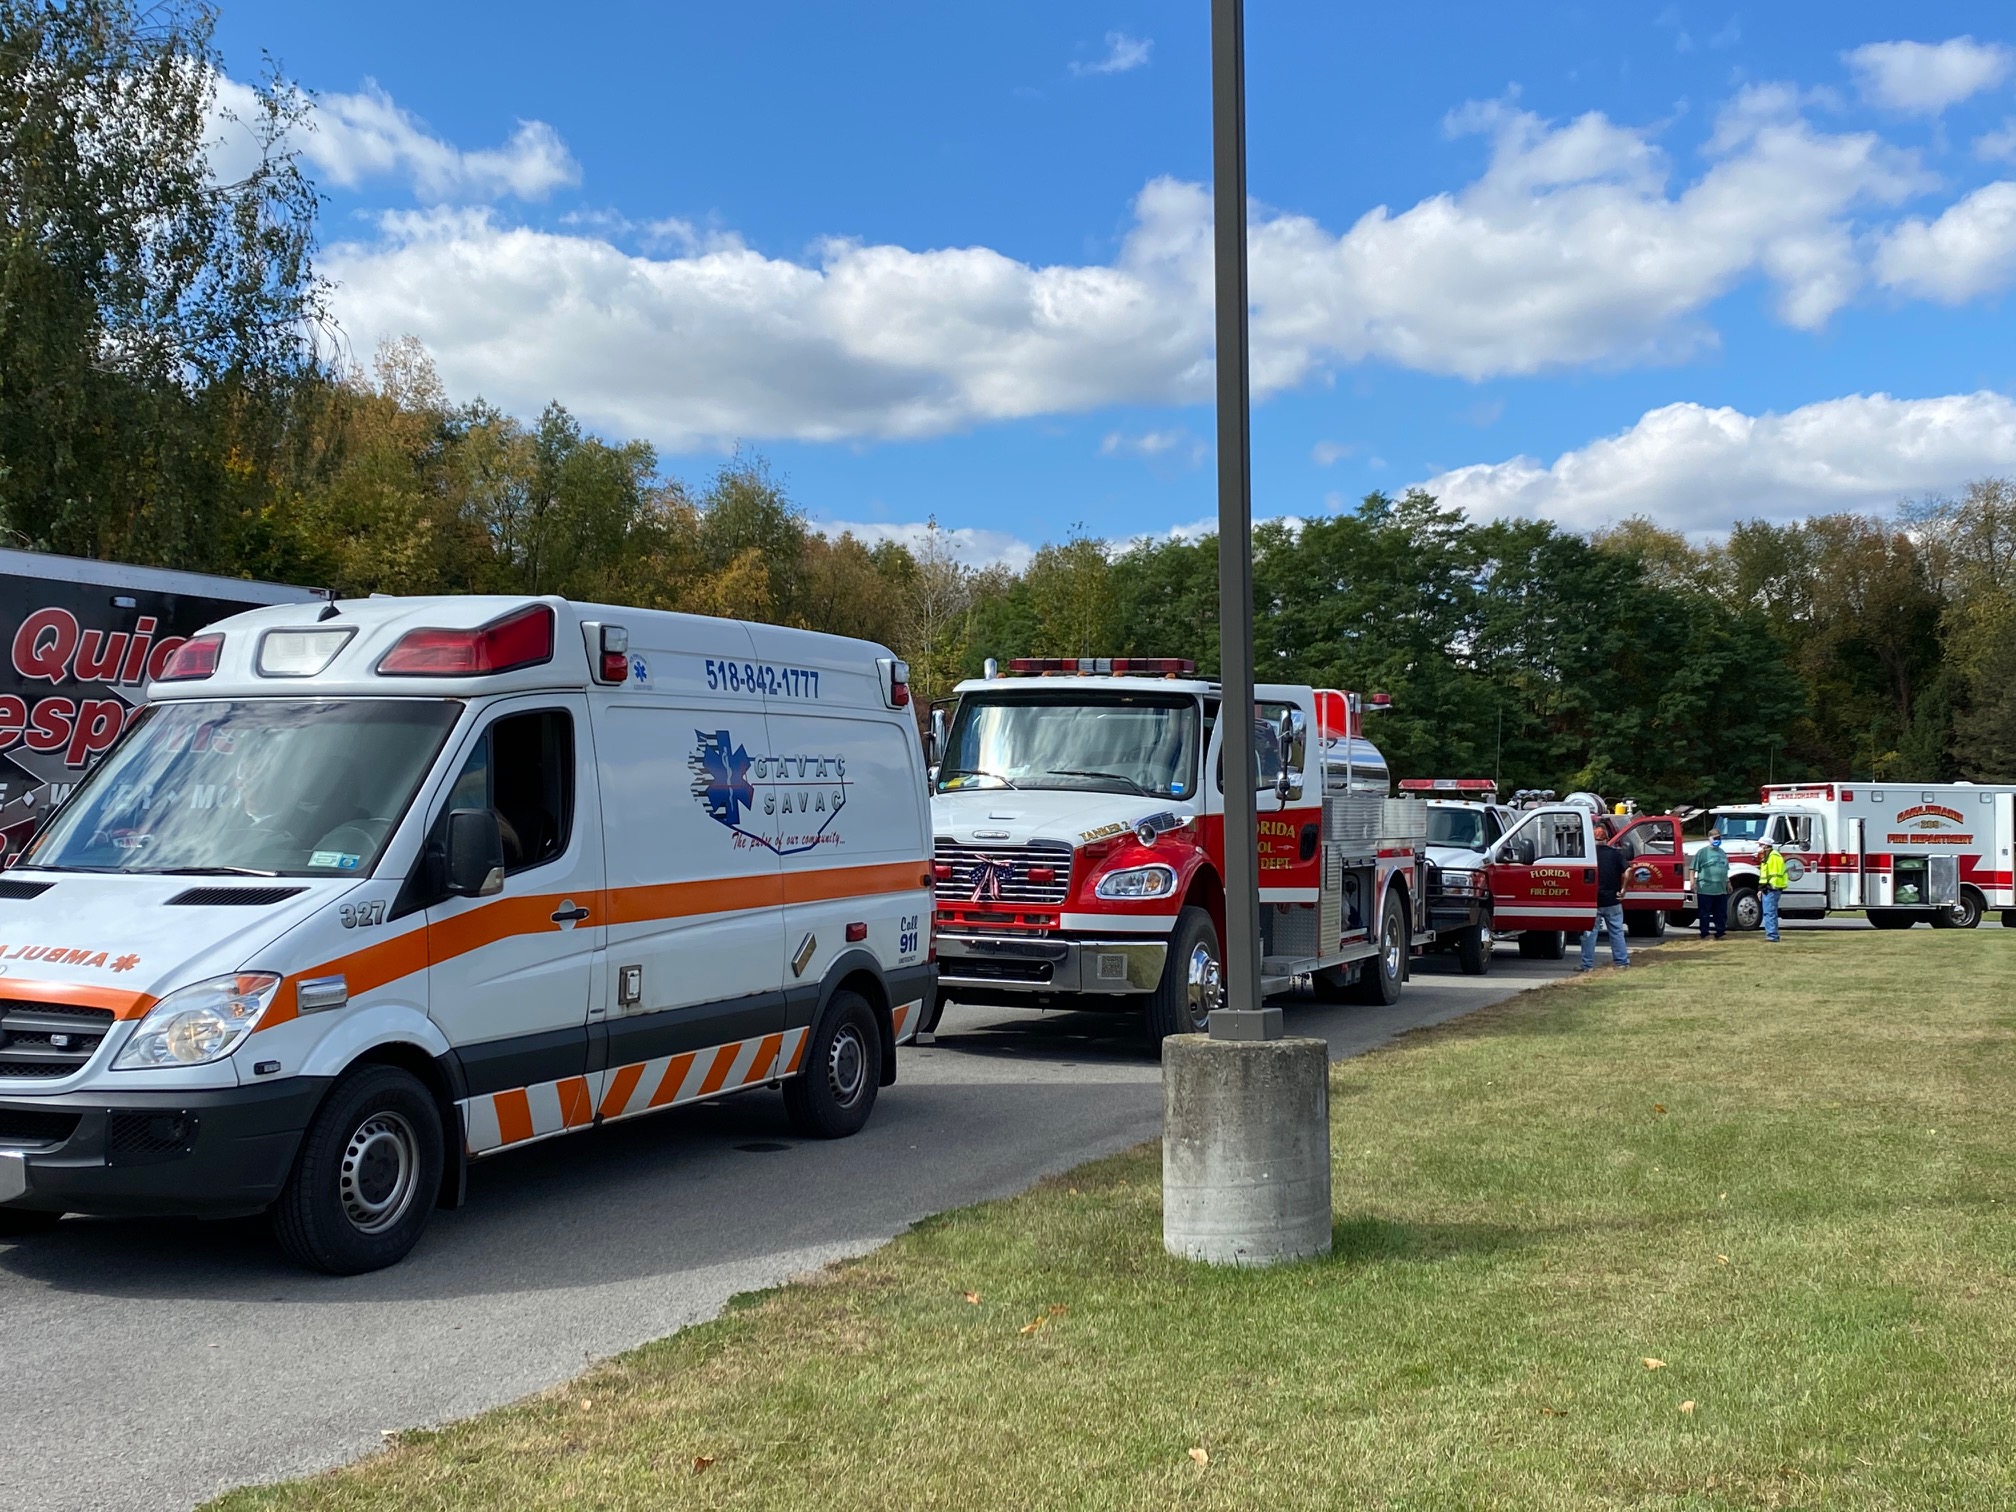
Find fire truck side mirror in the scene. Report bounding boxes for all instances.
[1275,708,1307,800]
[927,707,948,765]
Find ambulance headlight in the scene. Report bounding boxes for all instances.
[113,973,282,1070]
[1094,864,1178,901]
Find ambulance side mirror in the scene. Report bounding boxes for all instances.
[446,808,506,898]
[927,707,948,766]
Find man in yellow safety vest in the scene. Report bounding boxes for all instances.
[1756,838,1789,942]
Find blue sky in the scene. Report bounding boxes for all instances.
[212,2,2016,566]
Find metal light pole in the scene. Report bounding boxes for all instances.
[1208,0,1276,1041]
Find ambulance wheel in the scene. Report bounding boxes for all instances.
[1455,923,1492,976]
[1867,909,1914,930]
[1146,907,1222,1040]
[1517,931,1565,961]
[1729,887,1762,933]
[784,990,880,1139]
[1625,909,1666,939]
[2003,910,2016,930]
[272,1065,442,1275]
[0,1208,62,1237]
[1939,888,1984,929]
[1348,893,1407,1005]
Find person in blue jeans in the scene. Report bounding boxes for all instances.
[1578,830,1630,970]
[1756,837,1788,941]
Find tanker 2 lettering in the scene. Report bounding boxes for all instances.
[5,607,184,769]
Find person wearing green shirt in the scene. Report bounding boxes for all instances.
[1688,831,1730,939]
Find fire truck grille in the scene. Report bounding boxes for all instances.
[934,840,1074,908]
[0,1001,116,1080]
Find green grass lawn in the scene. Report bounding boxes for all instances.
[214,933,2016,1510]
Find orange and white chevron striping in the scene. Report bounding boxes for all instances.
[461,1003,927,1157]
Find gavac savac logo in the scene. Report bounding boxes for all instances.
[689,730,849,856]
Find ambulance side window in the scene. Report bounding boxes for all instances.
[437,710,574,876]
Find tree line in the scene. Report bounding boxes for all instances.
[4,0,2010,813]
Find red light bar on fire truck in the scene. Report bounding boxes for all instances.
[1398,779,1498,794]
[1005,657,1196,676]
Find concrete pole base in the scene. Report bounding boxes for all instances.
[1162,1033,1332,1266]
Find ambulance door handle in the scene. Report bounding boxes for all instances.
[551,905,590,924]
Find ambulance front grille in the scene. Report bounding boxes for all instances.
[933,840,1074,908]
[0,1001,115,1079]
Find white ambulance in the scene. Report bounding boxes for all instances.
[1687,781,2016,930]
[0,596,935,1272]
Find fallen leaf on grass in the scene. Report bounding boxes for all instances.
[692,1456,716,1473]
[1642,1358,1667,1370]
[1716,1255,1730,1266]
[1019,1315,1048,1335]
[1654,1104,1667,1115]
[579,1399,593,1412]
[1539,1406,1567,1417]
[1680,1401,1696,1414]
[1188,1447,1210,1468]
[963,1291,981,1305]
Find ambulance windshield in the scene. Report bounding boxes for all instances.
[23,699,461,878]
[936,693,1199,799]
[1715,812,1770,843]
[1426,807,1487,851]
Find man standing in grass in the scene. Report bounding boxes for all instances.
[1578,826,1631,971]
[1756,837,1788,942]
[1689,830,1730,939]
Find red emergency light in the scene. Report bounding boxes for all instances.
[1005,657,1196,676]
[157,634,223,682]
[1399,778,1498,794]
[378,604,556,677]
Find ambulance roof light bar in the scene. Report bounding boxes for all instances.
[1004,657,1197,677]
[1398,778,1499,794]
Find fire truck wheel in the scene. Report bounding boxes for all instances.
[1347,894,1407,1005]
[1455,923,1492,976]
[1937,889,1984,929]
[785,991,882,1138]
[272,1065,444,1276]
[1146,907,1222,1040]
[1729,887,1762,933]
[1625,909,1667,939]
[1866,909,1914,929]
[1517,931,1565,960]
[0,1208,63,1236]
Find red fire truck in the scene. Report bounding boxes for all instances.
[1685,782,2016,930]
[925,659,1427,1040]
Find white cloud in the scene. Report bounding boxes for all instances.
[814,520,1034,572]
[211,76,579,201]
[1845,37,2013,114]
[322,86,1964,448]
[1101,427,1209,466]
[1975,118,2016,162]
[1876,182,2016,302]
[1420,391,2016,534]
[1071,32,1152,77]
[1311,440,1355,465]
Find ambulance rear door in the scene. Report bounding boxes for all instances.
[1485,806,1597,932]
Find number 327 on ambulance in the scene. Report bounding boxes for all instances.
[0,596,934,1273]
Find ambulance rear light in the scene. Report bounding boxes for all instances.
[586,622,630,684]
[157,634,223,682]
[879,658,911,709]
[256,627,354,678]
[1005,657,1196,676]
[378,604,555,677]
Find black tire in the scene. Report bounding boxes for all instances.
[272,1065,444,1276]
[1939,889,1984,929]
[1668,908,1697,928]
[1625,909,1667,939]
[2003,910,2016,930]
[1348,891,1407,1005]
[921,989,949,1035]
[1455,923,1492,976]
[1518,930,1565,960]
[1146,906,1222,1039]
[1867,909,1914,930]
[0,1208,63,1237]
[784,989,882,1138]
[1728,887,1762,933]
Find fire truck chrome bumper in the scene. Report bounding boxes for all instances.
[935,934,1168,994]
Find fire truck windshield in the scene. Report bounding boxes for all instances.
[1426,807,1488,851]
[935,693,1199,799]
[1715,812,1770,843]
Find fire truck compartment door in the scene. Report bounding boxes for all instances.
[1613,815,1685,908]
[1486,806,1597,932]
